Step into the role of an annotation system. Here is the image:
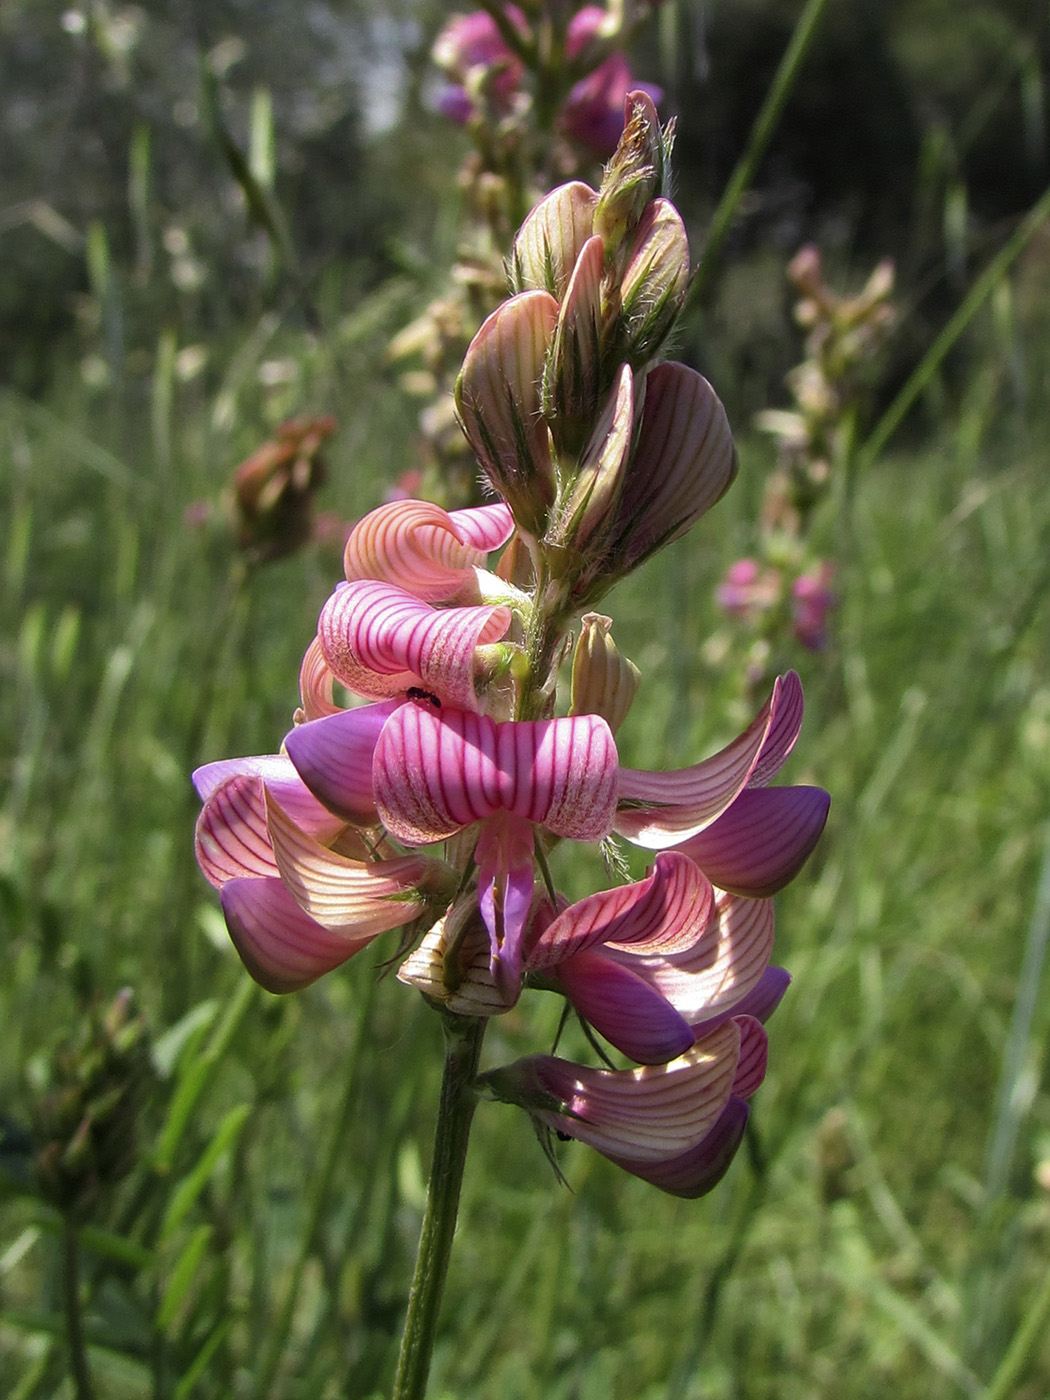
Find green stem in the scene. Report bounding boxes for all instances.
[62,1219,95,1400]
[980,1262,1050,1400]
[392,1014,486,1400]
[685,0,834,313]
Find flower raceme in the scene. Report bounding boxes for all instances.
[193,101,828,1198]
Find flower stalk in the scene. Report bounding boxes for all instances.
[392,1014,487,1400]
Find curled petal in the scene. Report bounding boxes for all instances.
[611,892,775,1025]
[298,637,341,720]
[220,876,372,993]
[342,499,511,602]
[676,784,830,897]
[193,755,343,840]
[615,673,802,847]
[606,1096,750,1198]
[374,705,619,846]
[556,950,695,1063]
[319,580,511,710]
[730,1015,768,1099]
[509,181,599,298]
[693,965,791,1034]
[616,362,737,568]
[527,1019,741,1160]
[265,791,429,937]
[527,851,713,968]
[283,701,400,824]
[195,774,280,888]
[455,290,559,525]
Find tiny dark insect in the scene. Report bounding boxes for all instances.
[406,687,442,709]
[556,1130,573,1143]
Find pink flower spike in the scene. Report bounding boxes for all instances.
[342,499,513,602]
[318,579,511,710]
[282,701,400,825]
[606,1095,750,1198]
[220,876,375,993]
[675,784,830,897]
[374,703,619,846]
[616,672,804,848]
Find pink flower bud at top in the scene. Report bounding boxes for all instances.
[569,612,640,734]
[593,90,673,258]
[614,197,690,365]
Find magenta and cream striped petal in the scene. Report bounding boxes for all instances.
[615,362,737,568]
[692,965,791,1034]
[605,1095,750,1198]
[397,915,513,1017]
[615,673,802,847]
[675,784,829,896]
[730,1015,768,1099]
[528,1019,741,1160]
[318,580,511,711]
[298,636,342,720]
[342,499,513,602]
[608,892,775,1025]
[373,703,619,846]
[265,790,429,938]
[195,774,281,888]
[555,951,695,1063]
[509,180,599,298]
[455,290,559,524]
[526,851,713,969]
[193,755,344,840]
[283,700,400,824]
[220,876,374,993]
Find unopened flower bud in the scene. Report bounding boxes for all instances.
[593,90,673,258]
[569,613,640,734]
[614,198,690,365]
[553,363,634,557]
[508,181,599,299]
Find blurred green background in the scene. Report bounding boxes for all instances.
[2,1,1050,1397]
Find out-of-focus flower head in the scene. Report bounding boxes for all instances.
[791,562,836,651]
[229,415,337,562]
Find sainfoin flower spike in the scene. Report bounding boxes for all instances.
[193,97,828,1300]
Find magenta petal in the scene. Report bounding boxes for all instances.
[195,775,280,888]
[193,755,343,843]
[527,851,713,968]
[449,502,515,552]
[220,876,370,993]
[729,1016,768,1098]
[615,673,802,847]
[693,966,791,1034]
[475,811,536,992]
[283,702,400,824]
[556,950,694,1064]
[606,1097,750,1198]
[676,784,830,896]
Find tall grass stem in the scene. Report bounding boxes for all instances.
[61,1220,94,1400]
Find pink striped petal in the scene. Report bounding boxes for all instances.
[374,705,619,846]
[342,499,499,601]
[193,755,343,841]
[319,580,511,710]
[195,774,280,888]
[675,784,829,896]
[298,636,341,720]
[692,965,791,1033]
[509,181,599,298]
[220,876,373,993]
[448,502,515,553]
[528,1019,741,1160]
[265,791,429,937]
[455,290,559,526]
[616,362,738,568]
[615,673,801,847]
[730,1015,768,1098]
[526,851,713,969]
[283,701,400,824]
[606,1096,750,1197]
[555,950,694,1063]
[611,892,775,1025]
